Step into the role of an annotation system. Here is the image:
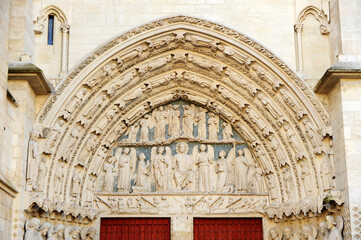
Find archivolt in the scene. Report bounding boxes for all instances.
[31,16,335,220]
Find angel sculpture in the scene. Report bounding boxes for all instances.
[151,146,172,191]
[150,106,168,141]
[208,112,219,141]
[326,215,343,240]
[173,142,195,190]
[182,104,196,137]
[116,148,137,192]
[194,144,214,192]
[135,152,150,192]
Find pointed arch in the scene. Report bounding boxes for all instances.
[28,16,339,222]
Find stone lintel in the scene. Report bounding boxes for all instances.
[0,174,18,198]
[315,61,361,94]
[8,61,52,95]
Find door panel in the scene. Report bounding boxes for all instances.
[100,218,171,240]
[194,218,263,240]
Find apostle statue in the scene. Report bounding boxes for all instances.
[194,144,214,192]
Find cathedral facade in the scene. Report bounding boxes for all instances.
[0,0,360,239]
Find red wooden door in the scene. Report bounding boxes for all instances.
[100,218,171,240]
[194,218,263,240]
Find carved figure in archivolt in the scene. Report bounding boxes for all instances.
[268,227,282,240]
[38,222,51,239]
[300,160,313,197]
[105,123,126,147]
[103,156,116,192]
[168,104,181,137]
[283,164,295,202]
[257,93,285,125]
[137,55,172,76]
[218,45,253,70]
[54,161,65,197]
[84,177,96,207]
[117,46,147,68]
[24,217,40,240]
[187,53,223,75]
[303,119,322,150]
[221,122,233,140]
[116,148,136,192]
[152,146,171,191]
[321,158,333,192]
[186,34,219,50]
[182,104,196,137]
[44,120,64,154]
[208,112,219,140]
[174,142,195,190]
[194,144,214,192]
[139,115,150,142]
[195,107,207,139]
[135,153,150,192]
[27,130,40,188]
[36,157,47,192]
[61,125,81,162]
[151,106,168,141]
[326,215,343,240]
[284,124,304,160]
[252,65,281,91]
[89,146,107,175]
[280,88,305,119]
[302,224,318,240]
[78,134,97,166]
[248,161,264,193]
[255,146,273,174]
[246,107,271,137]
[94,106,118,134]
[71,170,82,197]
[80,94,107,126]
[269,135,287,167]
[267,174,278,201]
[234,149,249,192]
[62,88,87,120]
[104,70,137,97]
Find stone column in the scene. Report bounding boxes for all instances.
[60,24,70,76]
[294,24,305,77]
[171,216,193,240]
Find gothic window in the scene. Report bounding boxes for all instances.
[47,15,54,45]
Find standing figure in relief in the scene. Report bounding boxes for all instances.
[24,217,40,240]
[152,147,172,191]
[269,135,287,167]
[194,145,214,192]
[302,224,318,240]
[151,106,168,141]
[300,159,313,196]
[89,146,107,175]
[326,215,343,240]
[61,126,82,161]
[173,142,195,190]
[254,162,265,193]
[195,107,207,139]
[71,170,82,197]
[282,227,295,240]
[125,122,139,142]
[208,112,219,141]
[216,150,228,192]
[168,105,181,138]
[321,158,333,192]
[221,122,233,140]
[27,130,40,188]
[117,148,136,192]
[36,157,47,192]
[38,222,51,239]
[267,174,277,201]
[234,149,249,192]
[54,161,65,197]
[44,120,64,154]
[139,115,150,142]
[182,104,196,137]
[136,153,150,191]
[303,119,321,148]
[103,157,116,192]
[284,124,304,159]
[48,224,65,240]
[63,88,88,119]
[282,164,295,201]
[84,177,96,207]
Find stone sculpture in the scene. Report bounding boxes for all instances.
[269,135,287,167]
[117,148,136,192]
[62,88,87,120]
[268,227,283,240]
[27,130,41,189]
[151,106,168,141]
[216,150,228,192]
[284,124,304,160]
[326,215,343,240]
[221,122,233,140]
[139,115,150,142]
[44,120,64,154]
[103,156,116,192]
[321,158,333,192]
[182,104,196,137]
[283,226,295,240]
[135,153,150,192]
[36,157,47,192]
[283,164,295,202]
[195,107,207,139]
[208,112,219,140]
[152,146,172,191]
[302,224,318,240]
[194,144,214,192]
[173,142,195,190]
[84,177,96,207]
[61,126,81,162]
[71,170,82,197]
[38,222,51,239]
[234,149,249,192]
[24,218,40,240]
[300,160,313,197]
[54,161,65,197]
[168,104,181,137]
[89,146,107,175]
[64,226,81,240]
[280,88,305,119]
[48,224,65,240]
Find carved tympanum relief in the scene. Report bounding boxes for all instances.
[97,101,267,195]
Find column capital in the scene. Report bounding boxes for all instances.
[294,24,303,33]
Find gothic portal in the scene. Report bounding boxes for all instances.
[24,16,344,239]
